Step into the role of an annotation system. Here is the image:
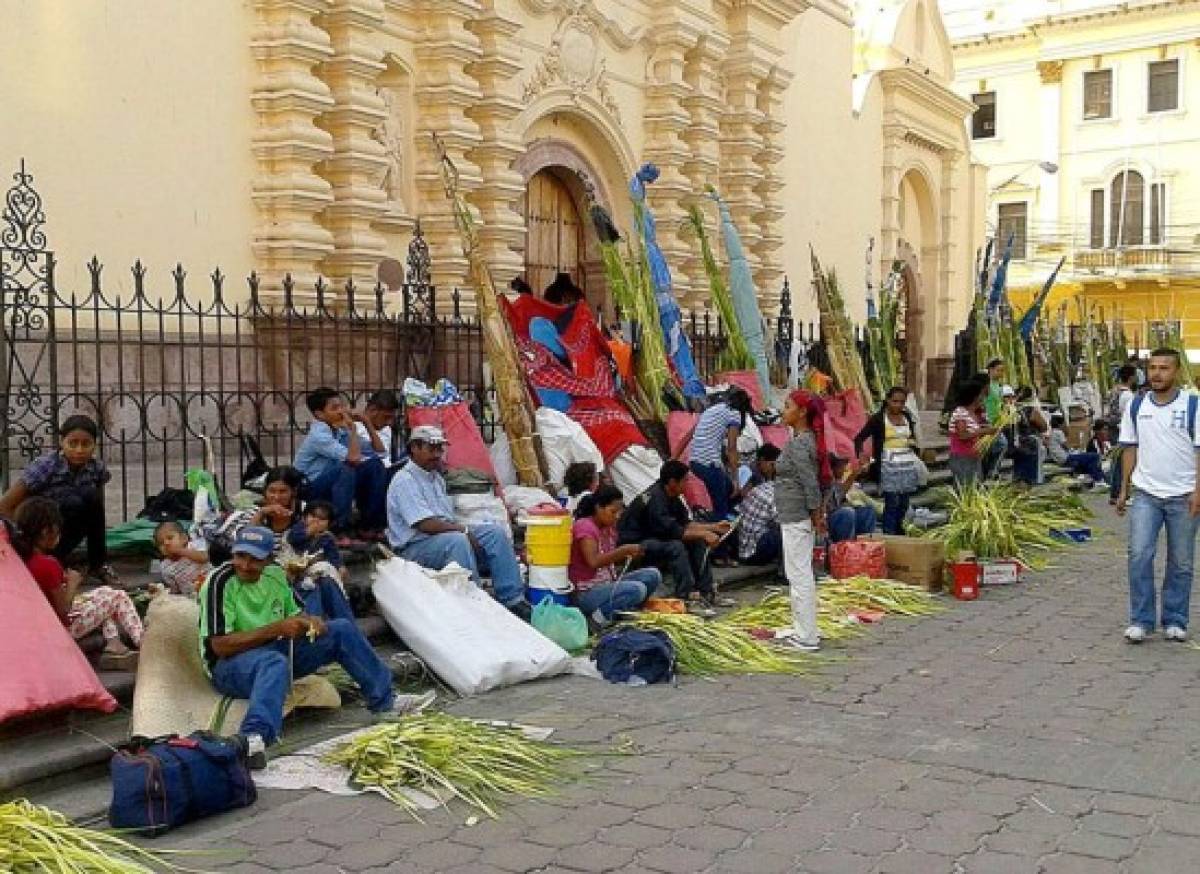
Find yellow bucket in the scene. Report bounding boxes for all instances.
[525,515,573,567]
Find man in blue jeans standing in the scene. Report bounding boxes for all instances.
[1116,348,1200,644]
[386,425,534,622]
[200,527,430,768]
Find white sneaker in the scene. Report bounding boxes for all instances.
[375,690,437,721]
[775,632,821,653]
[1164,625,1188,642]
[1124,625,1149,644]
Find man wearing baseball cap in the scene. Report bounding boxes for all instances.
[199,526,430,767]
[386,425,533,621]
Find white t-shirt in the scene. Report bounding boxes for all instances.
[1118,390,1200,498]
[355,423,393,461]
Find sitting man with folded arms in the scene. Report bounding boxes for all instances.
[386,425,534,621]
[199,526,430,769]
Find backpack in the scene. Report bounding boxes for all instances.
[137,487,195,522]
[109,731,256,835]
[592,628,675,685]
[1128,392,1198,442]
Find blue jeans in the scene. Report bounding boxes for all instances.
[1109,448,1125,501]
[1128,491,1199,631]
[1065,452,1105,482]
[828,506,877,544]
[881,492,910,536]
[210,618,394,743]
[984,432,1008,479]
[296,575,355,623]
[744,524,782,565]
[400,524,526,607]
[690,462,734,520]
[574,568,661,621]
[303,459,386,531]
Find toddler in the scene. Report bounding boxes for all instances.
[154,520,211,596]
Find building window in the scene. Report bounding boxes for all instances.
[1084,69,1113,120]
[1090,189,1105,249]
[971,91,996,139]
[1150,182,1166,245]
[997,202,1028,260]
[1110,170,1145,247]
[1148,59,1179,113]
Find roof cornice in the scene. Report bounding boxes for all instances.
[950,0,1199,51]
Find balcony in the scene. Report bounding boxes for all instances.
[1074,246,1172,272]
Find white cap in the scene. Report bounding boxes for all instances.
[409,424,448,445]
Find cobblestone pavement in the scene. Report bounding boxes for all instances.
[152,498,1200,873]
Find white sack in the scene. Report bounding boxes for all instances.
[502,485,559,515]
[535,407,605,486]
[607,445,662,502]
[488,431,519,487]
[453,493,512,540]
[373,559,571,697]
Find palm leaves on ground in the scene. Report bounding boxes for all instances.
[621,611,813,676]
[684,204,754,373]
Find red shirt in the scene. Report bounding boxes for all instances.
[25,553,69,626]
[568,517,617,589]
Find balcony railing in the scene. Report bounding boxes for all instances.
[1073,246,1173,272]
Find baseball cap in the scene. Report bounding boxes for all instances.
[232,526,275,560]
[409,424,448,445]
[1001,385,1015,398]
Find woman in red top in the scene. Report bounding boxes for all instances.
[15,497,143,665]
[568,486,660,627]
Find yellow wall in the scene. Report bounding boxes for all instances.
[0,2,257,297]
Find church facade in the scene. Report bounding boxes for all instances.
[2,0,984,398]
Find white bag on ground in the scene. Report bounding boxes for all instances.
[373,558,571,696]
[535,408,605,486]
[608,445,662,501]
[502,485,559,515]
[488,431,518,487]
[453,493,512,540]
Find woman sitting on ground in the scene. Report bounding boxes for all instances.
[568,485,661,628]
[15,497,144,669]
[201,465,304,565]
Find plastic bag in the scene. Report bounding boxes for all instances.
[373,559,571,696]
[531,597,589,652]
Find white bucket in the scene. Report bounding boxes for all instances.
[527,564,571,593]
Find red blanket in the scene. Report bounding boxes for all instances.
[0,526,116,723]
[501,296,648,463]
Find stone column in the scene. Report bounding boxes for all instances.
[682,34,729,301]
[643,28,699,304]
[250,0,336,298]
[719,50,768,291]
[316,0,389,286]
[753,68,792,305]
[1037,60,1064,247]
[938,152,962,359]
[467,1,527,285]
[879,125,905,283]
[412,0,485,306]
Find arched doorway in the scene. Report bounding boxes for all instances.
[522,168,587,297]
[896,168,939,400]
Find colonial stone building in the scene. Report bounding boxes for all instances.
[2,0,984,397]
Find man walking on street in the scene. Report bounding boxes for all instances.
[1116,348,1200,643]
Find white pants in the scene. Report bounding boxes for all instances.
[781,520,818,645]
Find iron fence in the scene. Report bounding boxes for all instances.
[1,161,806,522]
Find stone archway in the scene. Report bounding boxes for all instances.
[896,167,940,401]
[513,137,615,314]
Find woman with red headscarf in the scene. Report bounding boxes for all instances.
[774,389,827,651]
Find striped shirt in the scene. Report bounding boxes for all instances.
[690,403,742,467]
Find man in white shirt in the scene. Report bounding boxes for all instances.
[1116,348,1200,643]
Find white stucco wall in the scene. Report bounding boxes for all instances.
[0,2,256,297]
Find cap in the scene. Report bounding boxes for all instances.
[409,424,448,445]
[1001,385,1016,398]
[232,526,275,560]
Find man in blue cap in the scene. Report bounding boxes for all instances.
[199,526,430,767]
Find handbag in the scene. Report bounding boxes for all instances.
[109,731,256,835]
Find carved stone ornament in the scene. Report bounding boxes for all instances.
[1037,60,1064,85]
[521,0,629,122]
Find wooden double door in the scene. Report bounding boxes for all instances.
[523,168,587,298]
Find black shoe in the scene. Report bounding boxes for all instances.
[234,733,268,770]
[508,600,533,623]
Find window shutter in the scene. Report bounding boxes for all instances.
[1090,189,1104,249]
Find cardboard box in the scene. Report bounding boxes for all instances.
[869,535,945,591]
[1065,422,1090,450]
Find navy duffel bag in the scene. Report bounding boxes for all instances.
[109,731,256,835]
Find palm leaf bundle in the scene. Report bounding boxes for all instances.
[590,205,673,421]
[866,260,904,398]
[324,713,589,820]
[621,611,813,675]
[811,249,873,406]
[684,204,755,374]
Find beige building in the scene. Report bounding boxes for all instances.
[2,0,983,398]
[943,0,1200,349]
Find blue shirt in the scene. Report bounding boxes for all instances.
[386,460,456,550]
[286,523,344,569]
[690,403,742,467]
[294,421,349,481]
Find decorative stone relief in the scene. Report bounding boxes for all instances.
[372,85,407,212]
[521,4,625,122]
